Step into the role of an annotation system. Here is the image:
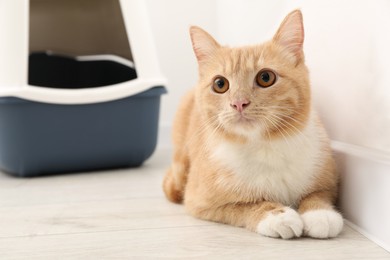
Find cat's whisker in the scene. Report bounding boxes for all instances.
[202,118,229,154]
[261,115,293,151]
[185,114,220,149]
[271,111,307,127]
[268,112,309,138]
[187,111,239,154]
[267,113,310,146]
[251,105,305,115]
[266,114,300,149]
[246,106,308,128]
[257,118,273,146]
[265,112,308,150]
[265,106,308,117]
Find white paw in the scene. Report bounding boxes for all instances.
[256,207,303,239]
[301,209,343,238]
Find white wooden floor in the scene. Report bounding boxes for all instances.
[0,148,389,259]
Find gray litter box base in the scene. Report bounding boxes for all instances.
[0,86,166,177]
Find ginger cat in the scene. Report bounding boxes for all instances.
[163,10,343,239]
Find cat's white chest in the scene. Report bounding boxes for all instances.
[210,123,322,206]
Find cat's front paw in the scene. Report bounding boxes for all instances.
[256,207,303,239]
[301,209,343,238]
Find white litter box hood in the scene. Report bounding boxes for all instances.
[0,0,167,105]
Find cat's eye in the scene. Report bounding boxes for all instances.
[256,69,277,88]
[212,76,229,94]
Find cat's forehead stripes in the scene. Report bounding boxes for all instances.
[221,48,258,76]
[219,45,282,80]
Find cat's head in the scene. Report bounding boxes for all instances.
[190,10,311,142]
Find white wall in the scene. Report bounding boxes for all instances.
[145,0,217,147]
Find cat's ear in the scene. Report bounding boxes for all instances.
[190,26,220,63]
[272,10,304,61]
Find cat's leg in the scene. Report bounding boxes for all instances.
[186,201,304,239]
[298,191,344,238]
[163,152,189,203]
[163,90,195,203]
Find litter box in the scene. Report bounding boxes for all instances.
[0,0,167,177]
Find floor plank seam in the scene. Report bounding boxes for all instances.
[0,224,217,240]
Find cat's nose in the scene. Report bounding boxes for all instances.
[230,100,250,113]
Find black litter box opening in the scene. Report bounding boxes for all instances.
[28,52,137,89]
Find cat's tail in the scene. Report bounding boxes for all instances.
[163,161,188,203]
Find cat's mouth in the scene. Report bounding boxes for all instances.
[218,112,258,131]
[232,113,256,126]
